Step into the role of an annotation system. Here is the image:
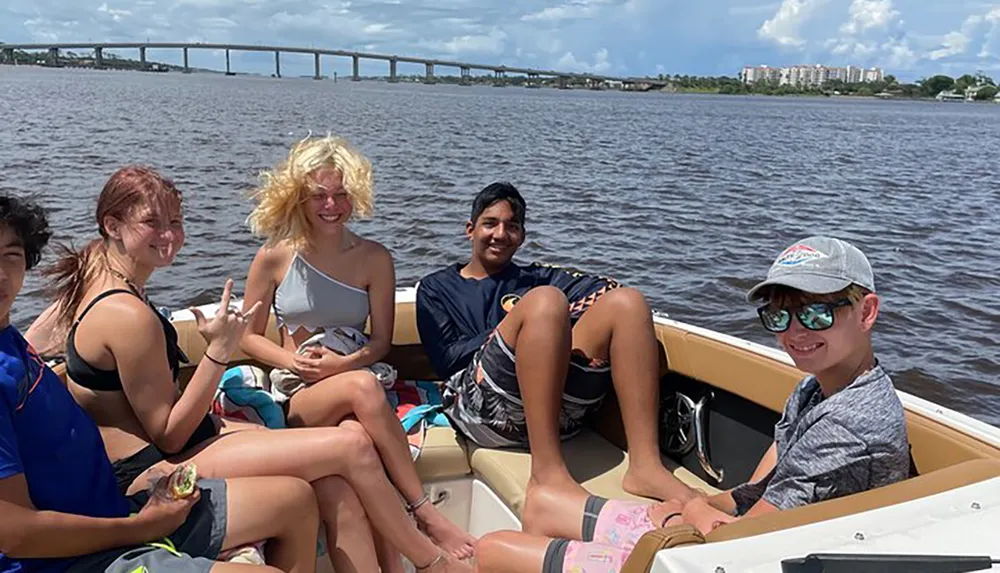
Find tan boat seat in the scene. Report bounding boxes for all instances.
[467,429,721,517]
[415,427,473,481]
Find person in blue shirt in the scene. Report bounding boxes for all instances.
[416,182,686,518]
[0,194,320,573]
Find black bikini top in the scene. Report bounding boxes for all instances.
[65,289,187,391]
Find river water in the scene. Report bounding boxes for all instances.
[2,66,998,424]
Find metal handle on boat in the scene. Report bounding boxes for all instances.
[693,394,725,484]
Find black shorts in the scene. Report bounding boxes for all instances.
[112,415,219,494]
[443,330,611,448]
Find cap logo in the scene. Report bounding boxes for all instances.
[775,244,828,266]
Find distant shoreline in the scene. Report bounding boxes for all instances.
[5,54,999,102]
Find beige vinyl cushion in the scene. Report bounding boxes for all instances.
[415,427,473,480]
[468,429,720,516]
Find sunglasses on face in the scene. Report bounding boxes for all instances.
[757,298,854,333]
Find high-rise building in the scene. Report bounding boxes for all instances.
[740,64,884,87]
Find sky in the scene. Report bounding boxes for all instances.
[2,0,1000,81]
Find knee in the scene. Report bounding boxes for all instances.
[520,286,570,320]
[335,427,380,471]
[475,532,522,567]
[345,370,384,411]
[270,476,319,530]
[285,476,319,508]
[603,287,650,315]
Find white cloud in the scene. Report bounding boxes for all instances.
[521,0,613,23]
[97,2,132,22]
[926,13,984,61]
[757,0,828,47]
[419,28,507,55]
[882,36,917,69]
[839,0,899,35]
[556,47,612,72]
[928,30,972,60]
[197,17,237,29]
[729,3,780,16]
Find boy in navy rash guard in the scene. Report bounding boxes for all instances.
[416,182,688,516]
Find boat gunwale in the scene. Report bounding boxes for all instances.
[168,286,1000,450]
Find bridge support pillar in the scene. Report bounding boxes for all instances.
[388,59,398,83]
[47,47,59,66]
[139,46,146,69]
[424,62,435,84]
[459,66,471,85]
[493,69,506,87]
[352,55,360,81]
[183,47,190,73]
[314,52,321,79]
[1,48,12,65]
[558,76,569,89]
[93,47,104,69]
[526,72,540,88]
[225,49,233,75]
[274,51,281,78]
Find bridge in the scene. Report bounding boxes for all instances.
[0,42,667,90]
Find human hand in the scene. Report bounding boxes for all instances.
[190,279,263,360]
[132,483,201,541]
[681,496,736,535]
[293,345,347,383]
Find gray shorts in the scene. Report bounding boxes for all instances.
[443,330,611,448]
[66,478,229,573]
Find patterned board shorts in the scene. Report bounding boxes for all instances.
[66,479,228,573]
[543,498,659,573]
[443,329,612,448]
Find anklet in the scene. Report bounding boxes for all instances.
[416,552,445,571]
[406,493,431,514]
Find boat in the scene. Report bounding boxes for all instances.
[55,286,1000,572]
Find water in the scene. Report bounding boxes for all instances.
[2,66,999,424]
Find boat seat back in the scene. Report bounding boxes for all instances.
[618,458,1000,572]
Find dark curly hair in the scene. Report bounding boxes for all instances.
[0,194,51,270]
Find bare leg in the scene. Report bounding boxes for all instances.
[475,532,551,573]
[132,428,472,572]
[221,476,319,573]
[210,564,282,573]
[312,475,394,573]
[521,483,589,539]
[289,376,475,559]
[373,528,405,573]
[494,286,581,494]
[571,287,696,502]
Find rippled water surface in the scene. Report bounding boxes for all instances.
[2,67,999,424]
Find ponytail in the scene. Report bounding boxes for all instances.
[44,239,105,330]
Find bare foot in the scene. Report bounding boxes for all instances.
[645,498,686,528]
[418,553,474,573]
[623,463,700,502]
[413,504,476,560]
[521,478,591,539]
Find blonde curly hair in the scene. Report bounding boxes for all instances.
[248,135,373,248]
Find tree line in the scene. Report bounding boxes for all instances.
[654,72,999,99]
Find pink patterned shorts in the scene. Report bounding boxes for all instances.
[543,499,658,573]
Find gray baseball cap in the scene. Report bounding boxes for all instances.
[746,236,875,303]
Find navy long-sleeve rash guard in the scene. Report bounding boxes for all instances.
[415,261,620,380]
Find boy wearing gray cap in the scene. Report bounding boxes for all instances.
[473,236,911,573]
